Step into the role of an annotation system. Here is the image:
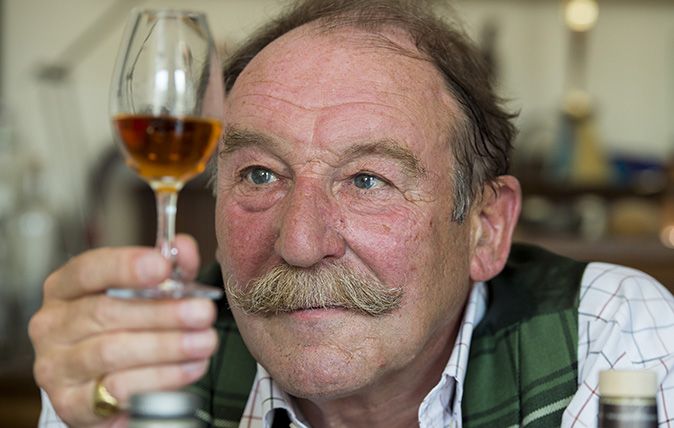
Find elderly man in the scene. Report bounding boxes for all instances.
[31,0,674,427]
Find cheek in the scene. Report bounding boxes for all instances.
[215,194,279,280]
[345,202,470,307]
[343,205,430,284]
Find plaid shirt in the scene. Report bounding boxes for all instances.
[565,263,674,427]
[38,261,674,427]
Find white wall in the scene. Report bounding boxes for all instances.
[455,0,674,160]
[3,0,287,217]
[4,0,674,217]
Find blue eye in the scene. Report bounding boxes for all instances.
[353,174,382,190]
[245,167,277,185]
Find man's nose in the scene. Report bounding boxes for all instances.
[274,179,346,268]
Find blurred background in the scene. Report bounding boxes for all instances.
[1,0,673,425]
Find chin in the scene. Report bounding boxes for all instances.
[233,308,393,399]
[266,347,379,400]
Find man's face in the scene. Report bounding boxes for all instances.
[215,26,475,399]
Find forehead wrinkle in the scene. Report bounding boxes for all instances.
[343,140,426,178]
[233,89,319,112]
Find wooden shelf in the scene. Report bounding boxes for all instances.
[516,233,674,289]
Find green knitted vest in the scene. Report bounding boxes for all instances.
[189,244,586,427]
[462,244,586,427]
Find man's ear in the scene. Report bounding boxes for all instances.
[469,175,521,282]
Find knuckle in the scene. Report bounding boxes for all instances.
[95,337,120,370]
[33,356,55,388]
[50,389,75,422]
[50,392,68,414]
[151,300,179,329]
[64,251,88,279]
[73,256,98,291]
[74,246,119,289]
[42,270,59,297]
[90,296,113,331]
[27,310,48,341]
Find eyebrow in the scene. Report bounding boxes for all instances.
[219,127,281,155]
[220,126,425,178]
[343,140,426,178]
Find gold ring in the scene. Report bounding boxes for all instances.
[93,377,120,418]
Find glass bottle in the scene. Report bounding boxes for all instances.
[598,369,657,428]
[7,158,58,321]
[129,391,204,428]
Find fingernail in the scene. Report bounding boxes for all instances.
[182,360,208,374]
[179,300,212,327]
[183,330,217,356]
[136,253,166,282]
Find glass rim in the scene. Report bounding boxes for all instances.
[131,8,207,19]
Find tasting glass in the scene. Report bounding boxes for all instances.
[109,9,224,299]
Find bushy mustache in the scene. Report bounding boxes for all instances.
[225,263,403,317]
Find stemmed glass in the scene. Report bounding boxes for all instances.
[109,9,223,299]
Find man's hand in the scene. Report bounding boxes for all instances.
[29,235,218,427]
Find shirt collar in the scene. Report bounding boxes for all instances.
[239,366,307,428]
[239,282,488,428]
[417,281,488,427]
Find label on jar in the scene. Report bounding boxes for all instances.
[599,403,657,428]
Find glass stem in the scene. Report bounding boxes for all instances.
[155,189,179,275]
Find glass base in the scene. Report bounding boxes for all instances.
[107,278,223,300]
